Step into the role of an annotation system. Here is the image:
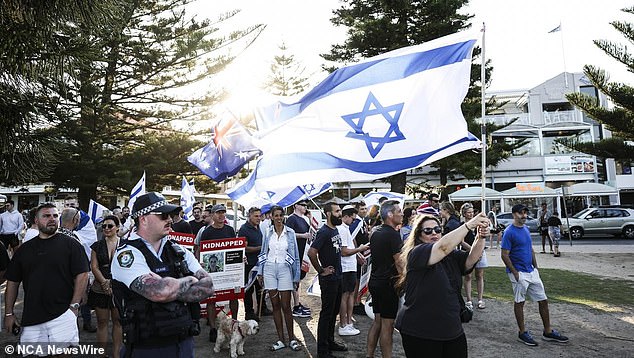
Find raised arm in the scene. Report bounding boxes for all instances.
[428,213,489,266]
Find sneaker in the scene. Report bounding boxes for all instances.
[292,305,310,318]
[346,324,360,335]
[338,324,360,336]
[543,329,569,343]
[299,303,312,314]
[477,300,486,309]
[518,331,538,346]
[465,301,473,310]
[209,328,218,342]
[328,341,348,351]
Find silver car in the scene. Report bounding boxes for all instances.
[561,207,634,239]
[496,212,540,232]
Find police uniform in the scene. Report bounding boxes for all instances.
[111,193,205,358]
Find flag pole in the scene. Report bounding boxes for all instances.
[480,22,487,214]
[559,22,568,88]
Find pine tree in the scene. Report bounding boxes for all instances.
[41,0,264,209]
[263,42,310,96]
[0,0,122,185]
[323,0,521,195]
[565,6,634,162]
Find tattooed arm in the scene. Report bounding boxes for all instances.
[130,270,214,303]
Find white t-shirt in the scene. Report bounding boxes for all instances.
[338,224,356,273]
[111,234,203,288]
[22,228,39,243]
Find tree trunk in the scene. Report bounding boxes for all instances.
[78,184,97,212]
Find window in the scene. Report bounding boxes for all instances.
[605,209,623,217]
[616,161,632,175]
[542,129,592,154]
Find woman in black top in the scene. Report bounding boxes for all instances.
[88,215,122,358]
[440,201,461,234]
[395,213,489,358]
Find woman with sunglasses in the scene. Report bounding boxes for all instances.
[88,215,122,358]
[395,213,489,358]
[257,206,302,352]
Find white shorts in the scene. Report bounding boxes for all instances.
[475,250,488,269]
[20,309,79,356]
[263,262,294,291]
[508,269,548,303]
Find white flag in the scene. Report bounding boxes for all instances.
[88,199,108,224]
[128,171,146,211]
[180,176,195,221]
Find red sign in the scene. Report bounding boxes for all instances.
[199,237,246,305]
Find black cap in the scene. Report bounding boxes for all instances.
[210,204,227,213]
[131,192,180,219]
[296,200,308,206]
[511,204,529,213]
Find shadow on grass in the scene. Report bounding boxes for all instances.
[479,267,634,311]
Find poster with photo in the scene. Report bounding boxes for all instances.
[167,231,196,252]
[199,237,246,304]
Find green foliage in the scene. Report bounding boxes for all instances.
[30,0,265,209]
[565,7,634,161]
[263,43,310,96]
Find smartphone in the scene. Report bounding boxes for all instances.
[12,322,21,336]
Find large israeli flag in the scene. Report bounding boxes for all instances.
[227,165,331,213]
[180,176,195,221]
[246,31,480,191]
[128,172,146,211]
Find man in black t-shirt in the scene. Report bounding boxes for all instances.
[196,204,237,342]
[189,206,206,235]
[238,207,270,321]
[309,202,347,358]
[4,203,89,348]
[285,200,313,317]
[170,208,193,234]
[367,200,404,358]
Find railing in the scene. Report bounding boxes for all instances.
[543,110,582,124]
[482,113,531,126]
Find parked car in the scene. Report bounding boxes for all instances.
[561,207,634,239]
[496,212,540,232]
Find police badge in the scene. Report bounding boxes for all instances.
[117,250,134,268]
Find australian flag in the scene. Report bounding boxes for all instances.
[188,117,261,182]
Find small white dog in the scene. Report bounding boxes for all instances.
[213,311,259,358]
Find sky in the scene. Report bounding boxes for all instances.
[193,0,634,111]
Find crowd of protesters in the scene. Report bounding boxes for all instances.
[0,193,569,358]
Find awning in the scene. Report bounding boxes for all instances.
[501,186,560,198]
[448,187,503,201]
[556,182,619,196]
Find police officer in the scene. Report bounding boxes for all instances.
[112,192,215,358]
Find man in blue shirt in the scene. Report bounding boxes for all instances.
[308,202,347,358]
[501,204,569,347]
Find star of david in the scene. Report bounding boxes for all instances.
[341,92,405,158]
[302,184,316,194]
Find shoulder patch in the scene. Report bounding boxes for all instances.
[117,250,134,268]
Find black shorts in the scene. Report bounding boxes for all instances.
[368,279,399,319]
[341,272,357,293]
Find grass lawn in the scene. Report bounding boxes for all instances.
[474,267,634,311]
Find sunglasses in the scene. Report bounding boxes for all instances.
[422,226,443,235]
[149,212,170,221]
[102,224,117,229]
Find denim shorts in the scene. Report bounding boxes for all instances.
[263,261,294,291]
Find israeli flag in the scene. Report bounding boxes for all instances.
[245,31,480,192]
[180,176,196,221]
[364,191,406,208]
[128,172,146,211]
[227,165,331,213]
[88,199,108,224]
